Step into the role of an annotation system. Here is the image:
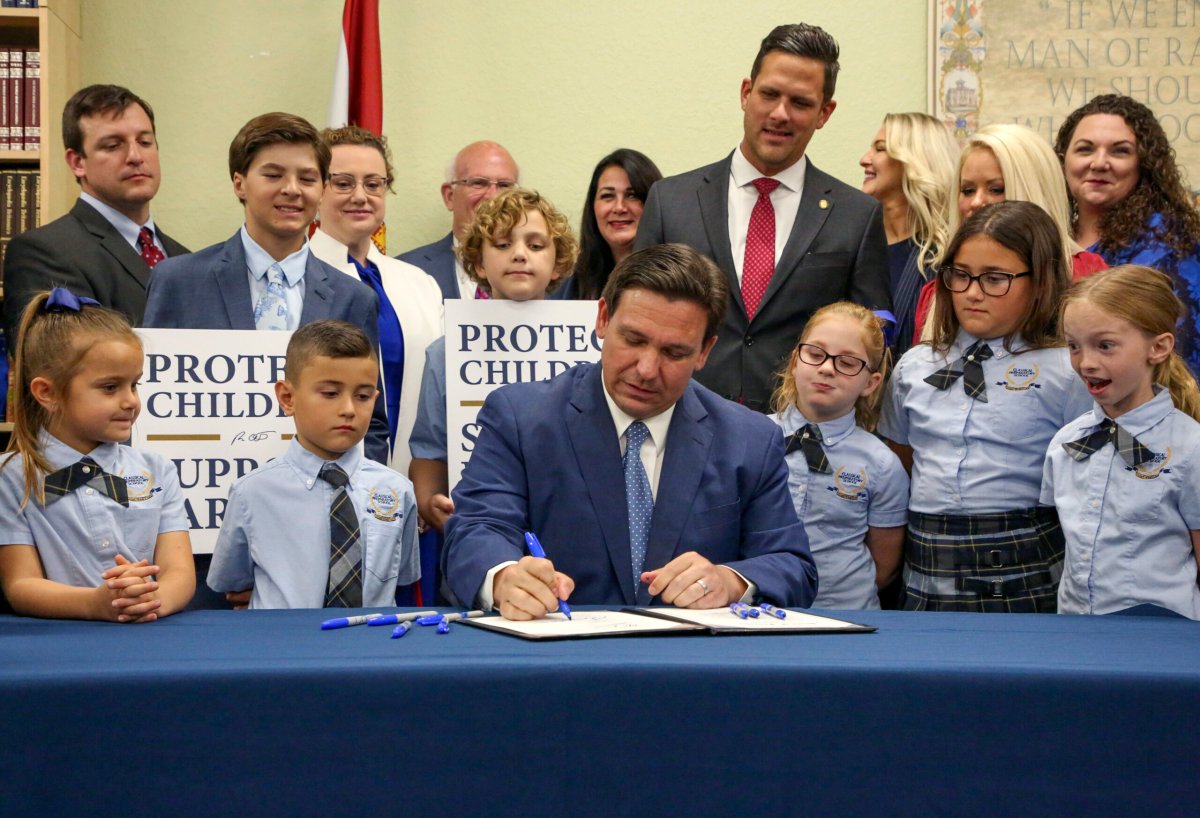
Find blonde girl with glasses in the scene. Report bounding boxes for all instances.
[769,301,909,609]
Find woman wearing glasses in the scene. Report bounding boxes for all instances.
[879,202,1091,612]
[310,126,443,475]
[1055,94,1200,375]
[558,149,662,300]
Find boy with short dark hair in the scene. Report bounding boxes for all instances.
[209,320,419,609]
[143,112,389,462]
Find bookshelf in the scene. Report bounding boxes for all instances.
[1,1,79,422]
[0,0,80,228]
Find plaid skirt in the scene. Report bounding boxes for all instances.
[901,507,1065,613]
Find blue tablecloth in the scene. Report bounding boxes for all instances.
[2,608,1198,816]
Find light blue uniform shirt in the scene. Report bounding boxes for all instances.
[240,226,307,331]
[1042,388,1200,619]
[772,406,909,609]
[879,332,1090,514]
[409,335,448,461]
[0,434,188,588]
[209,438,419,609]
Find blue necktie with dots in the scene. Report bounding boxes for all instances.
[623,421,654,595]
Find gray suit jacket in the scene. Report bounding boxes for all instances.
[635,153,890,411]
[2,198,188,343]
[396,232,458,300]
[142,231,390,463]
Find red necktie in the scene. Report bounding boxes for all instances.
[137,226,165,269]
[742,177,780,319]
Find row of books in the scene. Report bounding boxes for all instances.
[0,2,40,8]
[0,47,39,151]
[0,167,40,276]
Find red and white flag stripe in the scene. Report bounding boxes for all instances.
[327,0,382,133]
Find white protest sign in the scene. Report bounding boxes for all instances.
[444,300,602,489]
[132,329,293,554]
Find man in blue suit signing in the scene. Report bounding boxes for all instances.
[143,112,388,462]
[444,244,816,619]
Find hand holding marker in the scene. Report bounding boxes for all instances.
[524,532,573,620]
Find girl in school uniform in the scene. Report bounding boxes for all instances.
[1043,265,1200,619]
[0,289,194,621]
[770,302,909,609]
[879,201,1091,612]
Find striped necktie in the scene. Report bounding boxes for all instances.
[320,463,364,608]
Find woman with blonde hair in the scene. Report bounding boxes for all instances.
[912,123,1106,340]
[859,112,959,355]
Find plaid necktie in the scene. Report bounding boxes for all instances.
[137,226,165,269]
[923,340,993,402]
[742,177,781,319]
[786,424,831,474]
[624,421,654,594]
[43,456,129,507]
[320,463,364,608]
[1063,418,1156,468]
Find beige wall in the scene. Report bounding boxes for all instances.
[80,0,929,253]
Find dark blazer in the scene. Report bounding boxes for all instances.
[397,232,458,300]
[142,231,390,463]
[635,153,891,411]
[1,198,188,343]
[443,363,817,609]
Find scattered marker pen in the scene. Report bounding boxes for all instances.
[759,603,787,619]
[730,603,750,619]
[416,614,445,626]
[437,620,451,634]
[523,532,573,620]
[367,611,439,627]
[391,621,414,639]
[321,613,385,630]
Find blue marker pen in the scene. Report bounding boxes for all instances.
[367,611,439,627]
[759,603,787,619]
[416,614,445,626]
[746,605,761,618]
[391,622,413,639]
[320,613,384,630]
[730,603,750,619]
[436,620,451,634]
[523,532,573,620]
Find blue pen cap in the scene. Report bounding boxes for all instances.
[417,614,445,626]
[391,622,412,639]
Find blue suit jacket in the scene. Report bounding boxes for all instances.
[142,231,390,463]
[444,363,817,608]
[397,232,458,300]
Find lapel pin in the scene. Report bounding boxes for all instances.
[819,199,829,209]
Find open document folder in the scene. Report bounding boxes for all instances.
[460,607,876,640]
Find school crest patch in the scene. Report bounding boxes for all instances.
[1130,447,1171,480]
[122,469,159,502]
[999,363,1041,391]
[369,485,402,521]
[827,466,869,502]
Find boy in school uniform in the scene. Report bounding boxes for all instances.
[208,320,419,609]
[142,112,389,463]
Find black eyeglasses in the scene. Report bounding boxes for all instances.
[450,177,518,192]
[942,267,1031,296]
[796,343,872,376]
[329,174,390,196]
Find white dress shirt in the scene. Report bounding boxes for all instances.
[727,147,807,284]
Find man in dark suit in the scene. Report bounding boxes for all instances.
[396,140,519,300]
[2,85,187,343]
[635,23,890,412]
[142,112,388,463]
[444,244,816,619]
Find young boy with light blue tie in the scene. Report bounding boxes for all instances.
[209,320,419,608]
